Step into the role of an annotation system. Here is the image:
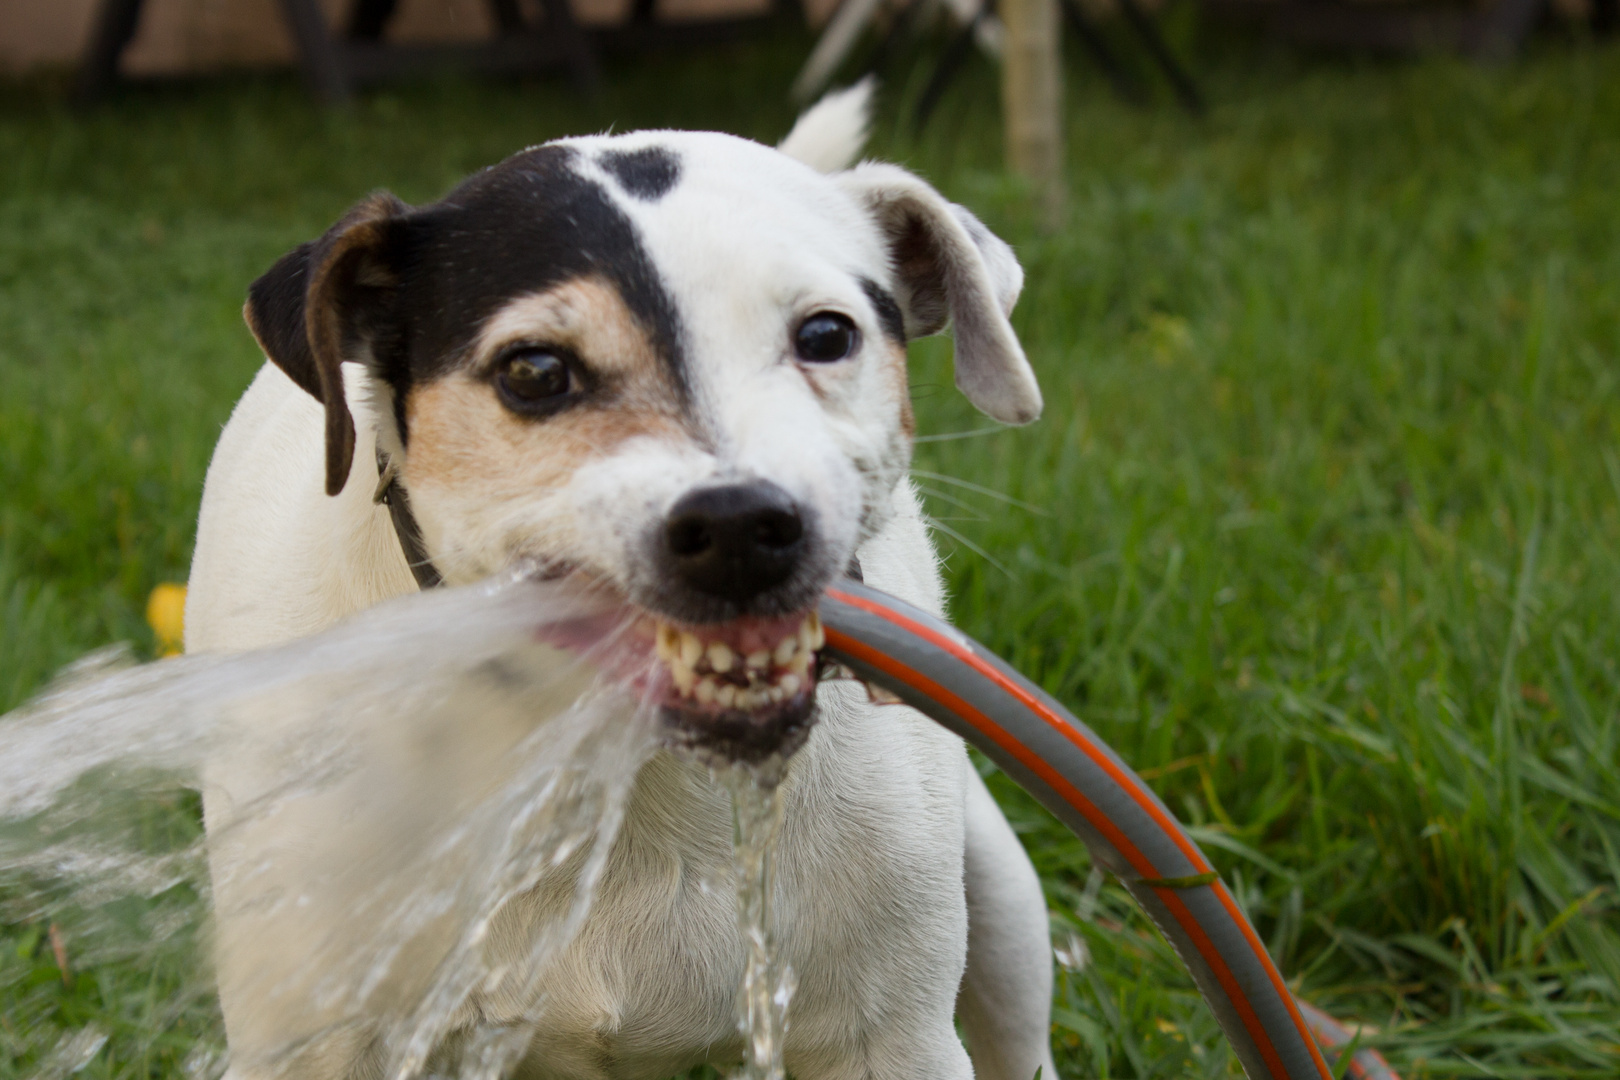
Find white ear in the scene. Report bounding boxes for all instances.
[777,77,875,175]
[837,163,1042,426]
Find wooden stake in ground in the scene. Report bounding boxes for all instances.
[1000,0,1065,226]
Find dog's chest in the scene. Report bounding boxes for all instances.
[491,691,970,1080]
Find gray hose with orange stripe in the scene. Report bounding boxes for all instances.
[819,578,1397,1080]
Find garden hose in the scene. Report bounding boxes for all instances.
[820,579,1398,1080]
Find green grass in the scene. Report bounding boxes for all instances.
[3,20,1619,1080]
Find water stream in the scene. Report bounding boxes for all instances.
[0,575,802,1080]
[722,767,794,1080]
[0,575,786,1080]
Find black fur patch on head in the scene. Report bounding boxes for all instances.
[357,145,688,434]
[246,145,690,478]
[599,146,681,202]
[859,277,907,345]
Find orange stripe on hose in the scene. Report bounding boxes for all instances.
[823,627,1289,1080]
[1296,1001,1387,1080]
[826,590,1332,1076]
[827,632,1153,874]
[826,588,1333,1080]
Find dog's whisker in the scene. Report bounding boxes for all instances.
[922,515,1013,578]
[913,484,992,523]
[913,427,1008,444]
[909,470,1048,516]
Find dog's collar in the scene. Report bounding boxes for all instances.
[374,449,443,590]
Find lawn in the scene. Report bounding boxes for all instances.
[2,20,1619,1080]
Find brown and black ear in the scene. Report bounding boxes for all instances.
[244,192,410,496]
[836,163,1042,426]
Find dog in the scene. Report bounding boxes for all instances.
[185,84,1058,1080]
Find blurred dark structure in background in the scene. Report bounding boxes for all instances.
[75,0,802,102]
[51,0,1620,108]
[1215,0,1612,60]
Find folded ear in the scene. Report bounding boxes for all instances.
[243,192,410,496]
[836,163,1042,425]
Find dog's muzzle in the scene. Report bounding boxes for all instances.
[645,480,832,764]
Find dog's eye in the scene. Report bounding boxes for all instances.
[496,348,574,410]
[794,313,858,363]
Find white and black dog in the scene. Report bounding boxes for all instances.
[185,86,1057,1080]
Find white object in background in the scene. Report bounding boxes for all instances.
[792,0,1003,105]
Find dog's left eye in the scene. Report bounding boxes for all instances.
[794,313,858,363]
[495,348,576,412]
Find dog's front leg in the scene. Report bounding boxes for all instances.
[957,765,1059,1080]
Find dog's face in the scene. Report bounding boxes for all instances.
[245,130,1040,759]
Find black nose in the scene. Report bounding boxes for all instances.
[663,482,806,603]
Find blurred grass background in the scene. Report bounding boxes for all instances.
[2,19,1619,1079]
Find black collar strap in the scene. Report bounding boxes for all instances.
[374,449,443,590]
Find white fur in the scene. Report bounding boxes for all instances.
[187,109,1056,1080]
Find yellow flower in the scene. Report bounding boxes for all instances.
[146,583,187,657]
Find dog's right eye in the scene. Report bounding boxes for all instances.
[495,348,576,413]
[794,313,858,364]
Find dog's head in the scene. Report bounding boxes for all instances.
[245,98,1040,759]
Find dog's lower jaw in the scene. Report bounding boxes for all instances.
[659,691,817,770]
[651,610,825,769]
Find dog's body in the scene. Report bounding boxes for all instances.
[186,90,1057,1080]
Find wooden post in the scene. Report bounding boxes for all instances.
[1000,0,1064,227]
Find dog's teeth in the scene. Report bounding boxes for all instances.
[661,615,824,713]
[707,642,734,674]
[657,624,679,662]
